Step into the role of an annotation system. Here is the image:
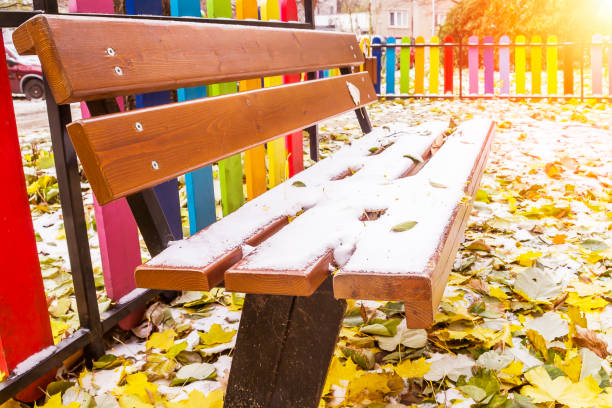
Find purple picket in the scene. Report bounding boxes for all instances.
[468,36,479,95]
[483,35,494,94]
[592,34,603,96]
[499,35,511,95]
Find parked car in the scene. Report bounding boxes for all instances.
[5,43,45,100]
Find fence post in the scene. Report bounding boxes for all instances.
[608,37,612,97]
[261,0,287,188]
[125,0,183,239]
[499,35,510,95]
[385,37,396,95]
[372,36,382,94]
[169,1,216,234]
[531,35,542,95]
[515,35,526,95]
[468,36,478,95]
[429,36,440,95]
[0,31,55,402]
[415,36,425,94]
[400,36,410,94]
[281,0,304,177]
[547,35,558,96]
[563,40,574,95]
[207,0,244,216]
[483,35,494,95]
[69,0,143,331]
[238,0,267,200]
[592,34,603,96]
[443,35,454,95]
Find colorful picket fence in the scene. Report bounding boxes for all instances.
[361,35,612,99]
[0,0,314,403]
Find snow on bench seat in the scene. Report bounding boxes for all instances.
[135,121,449,291]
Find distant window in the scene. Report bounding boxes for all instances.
[436,13,446,26]
[389,11,408,28]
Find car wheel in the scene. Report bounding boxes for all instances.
[24,79,45,100]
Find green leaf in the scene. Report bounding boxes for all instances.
[165,341,188,359]
[580,239,609,252]
[403,153,424,163]
[360,318,402,336]
[369,147,380,153]
[92,354,123,370]
[391,221,417,232]
[292,181,307,187]
[341,346,375,370]
[46,380,75,396]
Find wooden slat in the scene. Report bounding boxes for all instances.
[135,217,288,290]
[333,120,495,329]
[13,14,364,104]
[66,72,376,205]
[136,121,447,295]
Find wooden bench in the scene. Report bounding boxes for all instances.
[15,14,494,407]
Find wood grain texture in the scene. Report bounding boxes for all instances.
[333,121,495,329]
[66,72,376,205]
[13,14,364,104]
[135,216,288,291]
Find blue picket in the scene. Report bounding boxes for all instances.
[170,0,216,235]
[385,37,396,95]
[125,0,183,239]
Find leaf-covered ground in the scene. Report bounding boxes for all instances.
[5,98,612,408]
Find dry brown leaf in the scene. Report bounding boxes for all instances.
[573,326,609,359]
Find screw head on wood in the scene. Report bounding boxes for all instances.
[114,66,123,76]
[135,122,143,132]
[106,47,116,56]
[151,161,159,170]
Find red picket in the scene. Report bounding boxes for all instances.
[70,0,143,329]
[0,31,55,401]
[443,35,453,94]
[281,0,304,177]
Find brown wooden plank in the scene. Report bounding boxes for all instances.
[66,72,376,205]
[13,15,364,104]
[225,251,333,296]
[333,121,495,329]
[135,216,288,291]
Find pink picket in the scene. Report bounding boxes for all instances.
[468,36,479,95]
[70,0,143,329]
[609,39,612,96]
[483,36,494,94]
[499,35,511,95]
[592,34,603,96]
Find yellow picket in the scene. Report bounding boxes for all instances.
[429,36,440,94]
[547,35,558,95]
[531,35,542,94]
[261,0,287,188]
[515,35,526,94]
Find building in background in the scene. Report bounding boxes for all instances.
[315,0,455,38]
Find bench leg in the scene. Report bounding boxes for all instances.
[224,276,346,408]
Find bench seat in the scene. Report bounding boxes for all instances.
[137,118,494,327]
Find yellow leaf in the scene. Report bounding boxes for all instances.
[567,292,608,312]
[345,371,403,404]
[522,366,601,408]
[552,234,567,244]
[516,251,543,267]
[165,390,223,408]
[394,357,431,379]
[322,357,358,396]
[554,349,582,382]
[36,393,80,408]
[526,329,548,360]
[499,360,524,386]
[198,324,236,347]
[146,330,176,351]
[113,373,160,405]
[489,286,508,300]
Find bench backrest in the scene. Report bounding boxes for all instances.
[15,15,376,205]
